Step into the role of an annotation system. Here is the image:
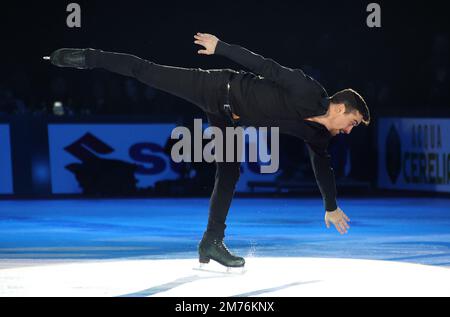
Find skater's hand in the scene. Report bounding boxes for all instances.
[324,207,350,234]
[194,32,219,55]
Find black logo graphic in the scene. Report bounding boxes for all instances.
[64,133,138,196]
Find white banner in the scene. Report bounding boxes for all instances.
[0,124,13,194]
[378,118,450,192]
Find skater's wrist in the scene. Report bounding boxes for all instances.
[324,201,338,212]
[215,40,231,56]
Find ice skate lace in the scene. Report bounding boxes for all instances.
[214,239,232,255]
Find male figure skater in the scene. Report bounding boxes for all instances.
[47,33,370,268]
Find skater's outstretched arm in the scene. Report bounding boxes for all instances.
[306,142,337,211]
[194,33,309,90]
[306,142,350,234]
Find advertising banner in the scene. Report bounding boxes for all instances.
[0,124,13,194]
[48,123,278,194]
[378,118,450,193]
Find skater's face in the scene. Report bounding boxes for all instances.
[330,106,363,136]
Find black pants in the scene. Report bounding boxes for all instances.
[86,49,241,238]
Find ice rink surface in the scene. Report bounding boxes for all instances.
[0,197,449,296]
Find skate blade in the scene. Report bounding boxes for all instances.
[193,263,246,275]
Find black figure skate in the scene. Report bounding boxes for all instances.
[44,48,91,69]
[196,233,246,274]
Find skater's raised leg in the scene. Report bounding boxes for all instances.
[48,48,231,114]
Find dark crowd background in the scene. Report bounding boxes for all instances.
[0,0,448,196]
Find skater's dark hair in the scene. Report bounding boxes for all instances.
[330,88,370,125]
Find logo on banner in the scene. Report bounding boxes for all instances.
[64,132,139,195]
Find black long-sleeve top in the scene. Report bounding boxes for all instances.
[215,40,337,211]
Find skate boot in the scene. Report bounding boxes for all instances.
[198,233,245,268]
[45,48,92,69]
